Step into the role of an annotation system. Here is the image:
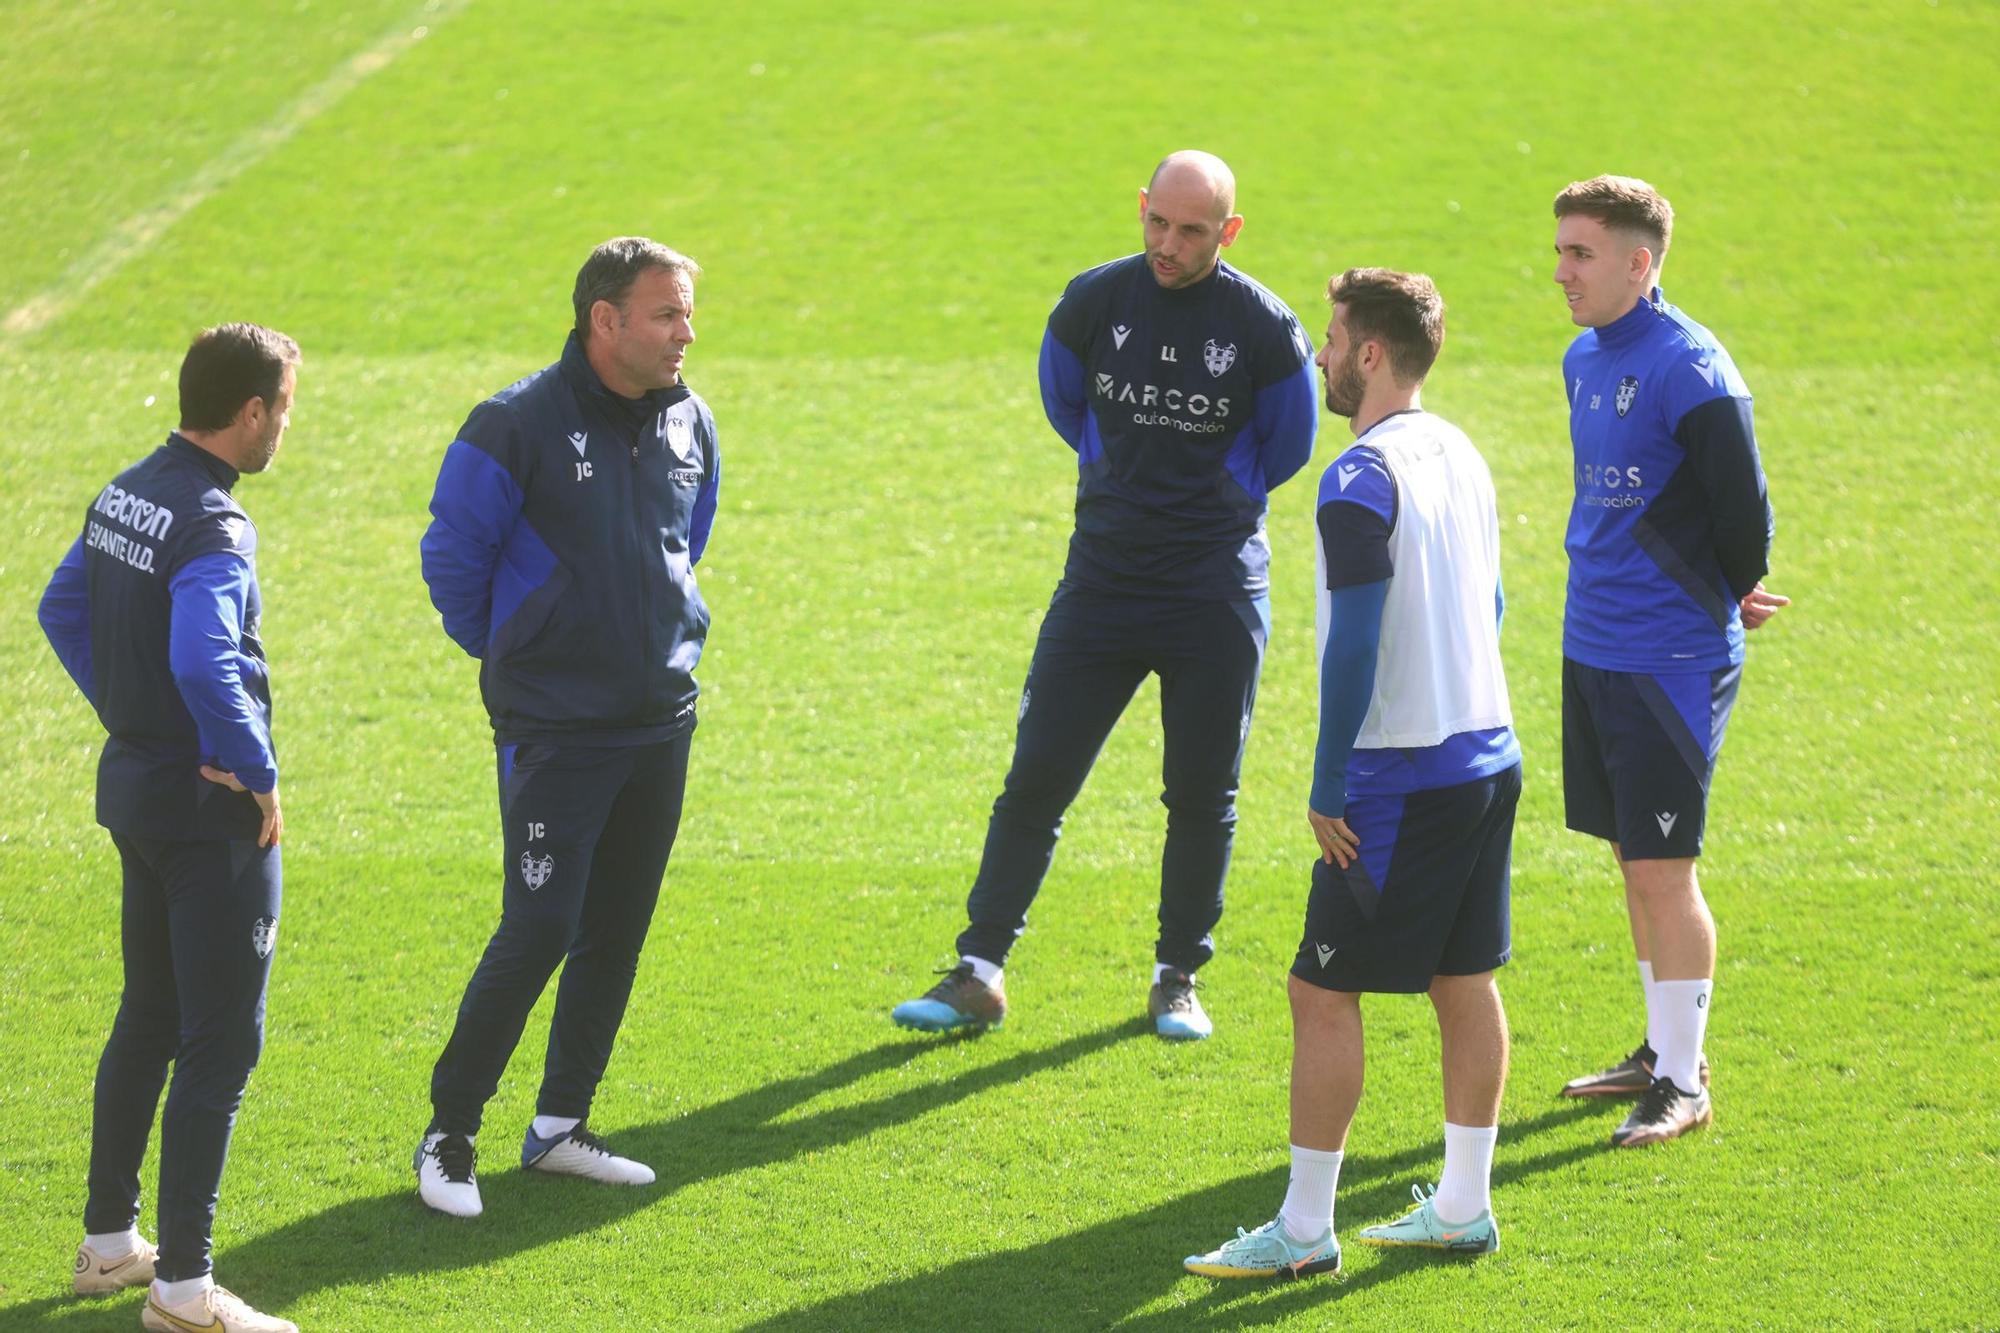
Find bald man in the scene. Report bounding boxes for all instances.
[893,151,1319,1039]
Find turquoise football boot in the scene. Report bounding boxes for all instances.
[1184,1216,1340,1280]
[1357,1184,1499,1255]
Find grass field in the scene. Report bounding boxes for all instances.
[2,1,1997,1328]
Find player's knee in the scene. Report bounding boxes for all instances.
[172,1023,263,1109]
[1288,973,1357,1027]
[1159,788,1237,825]
[108,1003,180,1061]
[991,787,1070,832]
[1622,858,1699,904]
[1427,971,1498,1010]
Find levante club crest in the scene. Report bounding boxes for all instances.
[520,850,554,891]
[1616,375,1640,417]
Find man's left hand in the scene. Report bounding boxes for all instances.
[1309,808,1358,869]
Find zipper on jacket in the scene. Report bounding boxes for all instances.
[630,429,652,702]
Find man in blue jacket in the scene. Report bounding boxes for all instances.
[415,237,720,1217]
[1549,176,1787,1146]
[41,323,301,1333]
[892,151,1319,1040]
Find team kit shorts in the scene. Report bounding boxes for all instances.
[1292,764,1522,994]
[1561,658,1741,860]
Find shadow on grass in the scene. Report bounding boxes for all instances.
[739,1100,1606,1333]
[5,1018,1147,1327]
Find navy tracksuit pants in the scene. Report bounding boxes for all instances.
[957,584,1269,972]
[429,735,689,1137]
[87,834,280,1282]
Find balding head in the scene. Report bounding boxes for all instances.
[1139,150,1244,289]
[1148,150,1237,221]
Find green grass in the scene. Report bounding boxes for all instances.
[2,2,1997,1328]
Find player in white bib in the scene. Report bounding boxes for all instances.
[1186,269,1520,1280]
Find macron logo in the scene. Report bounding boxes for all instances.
[1655,811,1679,837]
[1337,464,1362,492]
[1113,324,1132,350]
[1315,943,1335,968]
[567,431,588,457]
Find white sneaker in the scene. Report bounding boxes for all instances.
[73,1233,156,1295]
[414,1131,482,1217]
[521,1121,655,1185]
[141,1283,297,1333]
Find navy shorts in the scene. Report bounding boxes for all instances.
[1562,658,1740,860]
[1291,764,1520,994]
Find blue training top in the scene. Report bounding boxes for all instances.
[1039,254,1318,600]
[1562,287,1773,672]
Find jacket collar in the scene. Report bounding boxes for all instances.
[165,433,240,492]
[1596,286,1668,349]
[558,331,691,418]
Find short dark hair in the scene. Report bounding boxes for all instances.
[178,323,301,431]
[1327,268,1445,384]
[1553,175,1674,267]
[572,237,701,342]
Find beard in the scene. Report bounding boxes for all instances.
[242,424,282,473]
[1323,350,1366,417]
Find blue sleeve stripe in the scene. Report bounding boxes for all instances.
[167,551,276,792]
[690,442,720,565]
[1315,448,1396,523]
[1310,578,1388,816]
[1039,328,1089,456]
[489,517,559,648]
[1223,429,1264,504]
[421,439,526,658]
[38,536,94,704]
[1253,362,1320,492]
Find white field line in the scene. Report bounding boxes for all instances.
[3,0,472,339]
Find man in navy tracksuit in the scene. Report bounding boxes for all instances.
[1548,177,1786,1147]
[414,237,719,1217]
[40,323,302,1333]
[893,151,1319,1040]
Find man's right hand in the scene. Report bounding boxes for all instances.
[200,765,283,848]
[1740,580,1790,630]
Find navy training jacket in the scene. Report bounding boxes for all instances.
[38,435,275,841]
[1039,254,1319,600]
[421,333,720,746]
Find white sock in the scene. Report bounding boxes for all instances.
[1651,978,1712,1093]
[1432,1123,1498,1223]
[961,955,1003,987]
[1279,1145,1342,1241]
[1637,961,1658,1050]
[154,1274,213,1306]
[1153,962,1193,984]
[531,1115,581,1141]
[85,1227,139,1258]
